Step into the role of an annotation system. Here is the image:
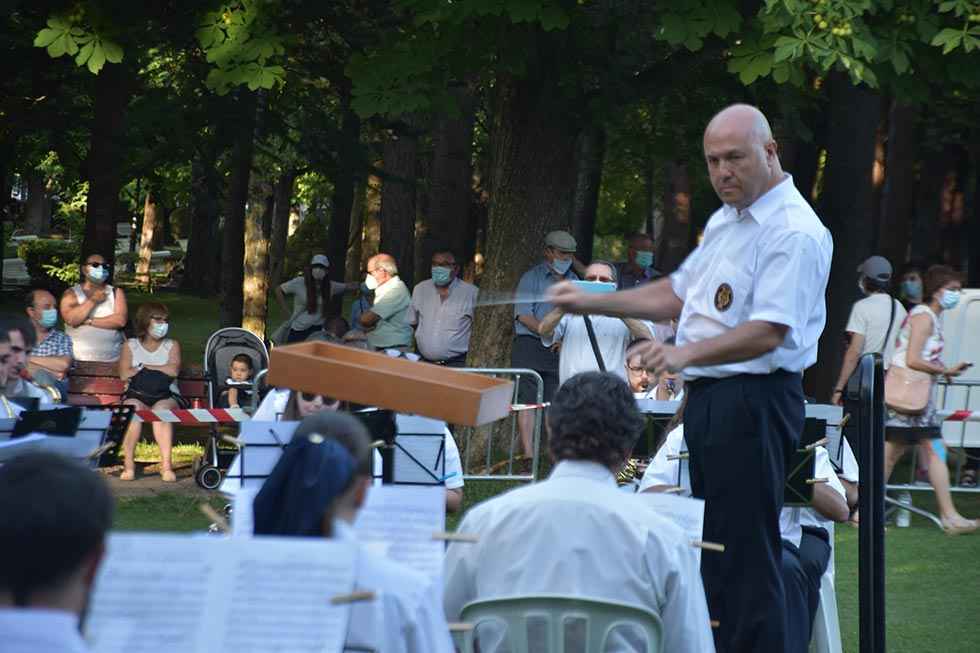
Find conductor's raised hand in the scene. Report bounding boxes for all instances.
[639,340,689,376]
[547,281,592,315]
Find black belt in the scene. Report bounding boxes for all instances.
[801,525,830,544]
[688,369,800,388]
[421,352,467,366]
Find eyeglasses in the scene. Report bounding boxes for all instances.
[300,392,337,403]
[627,364,648,374]
[86,262,110,268]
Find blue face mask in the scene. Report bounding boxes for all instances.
[902,279,922,300]
[431,266,453,286]
[939,289,960,310]
[551,257,572,275]
[634,250,654,268]
[40,308,58,328]
[86,264,108,283]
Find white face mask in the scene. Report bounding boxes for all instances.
[150,322,169,339]
[86,264,109,283]
[364,274,380,291]
[311,268,327,281]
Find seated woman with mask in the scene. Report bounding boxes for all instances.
[252,412,454,653]
[60,252,128,362]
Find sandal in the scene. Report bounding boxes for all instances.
[160,470,177,483]
[961,469,978,488]
[941,517,978,536]
[119,469,135,481]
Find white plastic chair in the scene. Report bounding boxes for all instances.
[458,595,663,653]
[810,523,843,653]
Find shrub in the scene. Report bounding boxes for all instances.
[17,239,81,290]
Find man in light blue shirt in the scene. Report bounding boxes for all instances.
[511,230,578,456]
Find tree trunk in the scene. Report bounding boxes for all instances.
[468,73,579,371]
[24,173,52,235]
[219,91,258,327]
[346,177,367,283]
[424,92,476,266]
[878,101,919,266]
[242,183,275,338]
[809,75,880,401]
[327,83,361,312]
[269,169,296,290]
[909,146,952,263]
[135,191,159,289]
[379,126,419,287]
[570,124,605,263]
[968,152,980,287]
[183,150,222,294]
[656,159,692,274]
[83,63,130,263]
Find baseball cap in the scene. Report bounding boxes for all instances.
[311,254,330,267]
[545,230,577,253]
[858,256,892,284]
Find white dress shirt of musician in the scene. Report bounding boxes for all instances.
[639,424,848,547]
[443,372,715,653]
[406,249,478,364]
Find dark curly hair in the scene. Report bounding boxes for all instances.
[547,372,645,469]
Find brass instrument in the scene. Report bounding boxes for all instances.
[617,457,646,486]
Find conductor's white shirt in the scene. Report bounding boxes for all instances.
[670,175,833,379]
[443,460,715,653]
[333,520,454,653]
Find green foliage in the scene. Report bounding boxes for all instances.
[197,1,286,94]
[33,14,124,74]
[17,239,81,288]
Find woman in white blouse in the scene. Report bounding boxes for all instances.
[60,252,128,362]
[118,302,183,482]
[252,411,454,653]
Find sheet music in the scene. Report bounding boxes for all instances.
[232,487,257,537]
[353,485,446,581]
[393,415,447,485]
[85,533,356,653]
[219,421,299,494]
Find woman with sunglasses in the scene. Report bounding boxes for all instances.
[60,252,128,362]
[117,302,183,482]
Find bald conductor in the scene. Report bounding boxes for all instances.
[550,104,833,652]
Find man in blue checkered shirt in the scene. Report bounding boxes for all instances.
[25,289,73,400]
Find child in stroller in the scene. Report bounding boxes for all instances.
[217,353,254,409]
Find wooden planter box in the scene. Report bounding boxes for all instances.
[267,342,514,426]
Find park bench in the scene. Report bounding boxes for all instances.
[67,360,208,407]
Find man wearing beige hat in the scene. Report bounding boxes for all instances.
[512,230,580,457]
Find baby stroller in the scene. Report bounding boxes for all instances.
[194,327,270,489]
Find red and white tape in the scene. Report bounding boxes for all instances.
[510,402,550,412]
[938,409,980,423]
[133,408,250,424]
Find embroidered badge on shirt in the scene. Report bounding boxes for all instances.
[714,283,733,312]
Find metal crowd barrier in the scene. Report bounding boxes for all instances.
[455,368,544,483]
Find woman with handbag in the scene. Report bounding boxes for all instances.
[884,265,976,534]
[118,302,185,482]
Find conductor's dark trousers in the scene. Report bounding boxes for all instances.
[685,370,804,653]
